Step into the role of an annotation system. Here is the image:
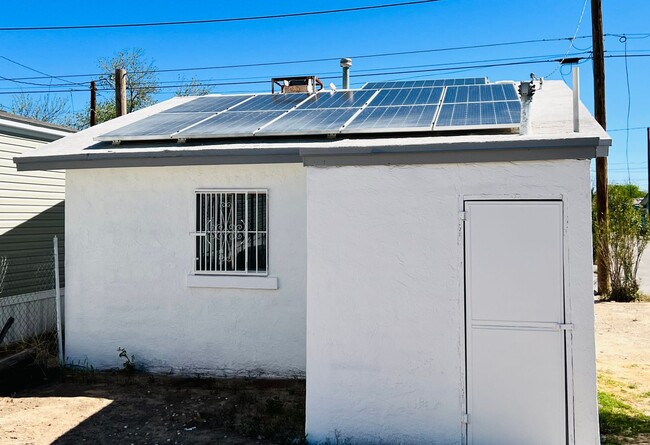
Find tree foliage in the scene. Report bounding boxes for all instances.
[70,48,159,129]
[9,92,69,126]
[175,75,212,97]
[98,48,158,114]
[595,184,650,301]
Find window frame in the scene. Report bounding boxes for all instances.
[192,188,269,277]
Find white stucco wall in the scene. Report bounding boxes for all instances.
[306,159,598,444]
[65,163,306,376]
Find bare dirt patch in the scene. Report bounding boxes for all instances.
[596,302,650,415]
[595,302,650,444]
[0,373,305,445]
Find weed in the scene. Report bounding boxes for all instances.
[117,347,136,374]
[599,391,650,441]
[64,357,96,384]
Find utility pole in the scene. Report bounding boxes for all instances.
[115,68,127,117]
[592,0,609,295]
[90,81,97,127]
[647,127,650,214]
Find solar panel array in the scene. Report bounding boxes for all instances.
[97,77,521,142]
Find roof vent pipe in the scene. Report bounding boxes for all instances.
[572,66,580,132]
[340,58,352,89]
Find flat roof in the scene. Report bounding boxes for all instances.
[14,80,610,171]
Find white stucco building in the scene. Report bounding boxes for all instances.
[14,79,609,444]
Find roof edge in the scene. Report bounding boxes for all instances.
[0,112,75,142]
[14,136,608,171]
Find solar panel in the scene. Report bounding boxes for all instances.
[362,78,487,89]
[297,90,376,109]
[97,78,520,142]
[442,84,519,104]
[175,111,287,138]
[434,83,521,130]
[230,93,311,111]
[165,95,253,113]
[368,87,443,107]
[257,109,360,135]
[342,105,439,133]
[97,112,215,141]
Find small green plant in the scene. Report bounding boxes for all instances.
[599,390,650,443]
[64,357,96,383]
[594,184,650,301]
[117,347,136,373]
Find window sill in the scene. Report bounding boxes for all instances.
[187,274,278,290]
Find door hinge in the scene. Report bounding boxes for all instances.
[558,323,574,331]
[462,413,470,424]
[459,211,468,221]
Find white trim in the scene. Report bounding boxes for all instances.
[187,274,278,290]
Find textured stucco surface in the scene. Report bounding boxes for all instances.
[64,164,306,376]
[305,159,598,444]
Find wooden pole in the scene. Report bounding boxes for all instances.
[592,0,609,295]
[90,80,97,126]
[115,68,127,117]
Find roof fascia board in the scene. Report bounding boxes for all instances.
[0,119,73,142]
[14,136,609,171]
[15,152,303,171]
[301,145,601,167]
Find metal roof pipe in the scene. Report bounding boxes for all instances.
[340,58,352,89]
[572,66,580,133]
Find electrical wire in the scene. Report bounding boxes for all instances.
[0,56,88,87]
[0,0,440,31]
[620,35,633,186]
[0,35,593,82]
[1,51,591,90]
[0,47,644,96]
[0,55,583,95]
[544,0,589,79]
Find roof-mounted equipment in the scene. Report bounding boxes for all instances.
[272,76,324,94]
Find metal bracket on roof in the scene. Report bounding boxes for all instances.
[111,140,121,145]
[177,138,187,144]
[326,133,337,139]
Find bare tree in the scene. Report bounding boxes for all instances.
[98,48,159,113]
[69,48,160,129]
[9,93,68,125]
[175,75,212,97]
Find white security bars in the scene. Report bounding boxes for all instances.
[194,190,268,275]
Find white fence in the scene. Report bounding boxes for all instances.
[0,289,64,345]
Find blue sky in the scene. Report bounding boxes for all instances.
[0,0,648,188]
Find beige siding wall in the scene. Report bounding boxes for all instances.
[0,133,65,297]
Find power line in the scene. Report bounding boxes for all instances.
[0,35,593,82]
[0,49,645,96]
[0,0,440,32]
[544,0,589,78]
[0,54,581,95]
[1,51,591,90]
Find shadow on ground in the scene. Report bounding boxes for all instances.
[5,372,306,445]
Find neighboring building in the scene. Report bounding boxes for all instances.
[14,78,610,444]
[0,112,72,298]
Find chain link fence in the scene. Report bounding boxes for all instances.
[0,243,62,358]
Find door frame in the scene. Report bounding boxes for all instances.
[457,194,575,445]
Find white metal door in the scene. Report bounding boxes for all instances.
[464,200,567,445]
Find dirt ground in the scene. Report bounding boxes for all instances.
[0,303,648,445]
[0,374,304,445]
[595,302,650,415]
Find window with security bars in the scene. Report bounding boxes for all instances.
[194,190,267,275]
